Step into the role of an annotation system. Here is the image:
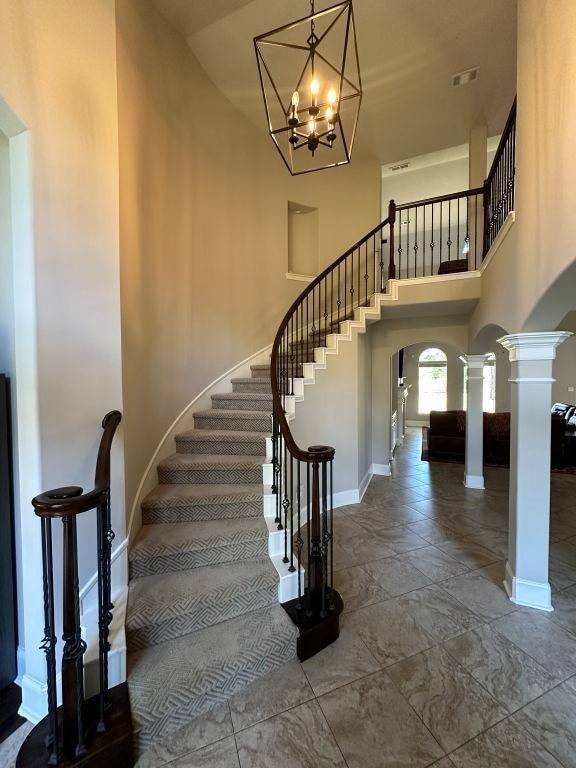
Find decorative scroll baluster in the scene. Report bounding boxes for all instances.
[61,515,87,758]
[388,199,396,279]
[40,517,60,766]
[282,438,289,563]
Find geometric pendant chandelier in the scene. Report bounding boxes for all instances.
[254,1,362,175]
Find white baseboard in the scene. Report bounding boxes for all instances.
[16,645,26,687]
[504,561,553,612]
[333,488,360,506]
[20,671,61,724]
[464,473,485,490]
[358,467,373,502]
[372,463,391,476]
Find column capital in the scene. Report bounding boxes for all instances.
[497,331,573,362]
[463,354,488,369]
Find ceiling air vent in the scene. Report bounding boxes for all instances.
[389,162,409,172]
[452,67,479,87]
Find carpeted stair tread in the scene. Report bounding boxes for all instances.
[194,409,271,433]
[126,559,278,651]
[157,453,265,484]
[128,604,297,753]
[211,392,272,411]
[129,517,268,578]
[175,429,269,456]
[141,483,264,524]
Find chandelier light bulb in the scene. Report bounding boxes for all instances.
[326,106,334,129]
[328,88,337,105]
[311,79,320,95]
[291,91,300,108]
[308,119,316,135]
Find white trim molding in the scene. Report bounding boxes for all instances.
[464,474,485,490]
[498,332,573,362]
[504,561,553,612]
[372,463,391,476]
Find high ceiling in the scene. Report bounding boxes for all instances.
[152,0,517,165]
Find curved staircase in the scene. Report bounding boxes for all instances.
[126,364,298,753]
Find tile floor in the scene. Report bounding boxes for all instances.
[131,428,576,767]
[6,429,576,768]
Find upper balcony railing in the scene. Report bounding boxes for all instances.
[483,98,517,254]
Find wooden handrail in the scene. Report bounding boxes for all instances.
[396,186,484,211]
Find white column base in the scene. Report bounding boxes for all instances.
[464,473,485,490]
[504,561,553,612]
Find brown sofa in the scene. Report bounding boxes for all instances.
[428,410,566,467]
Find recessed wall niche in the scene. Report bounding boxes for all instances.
[288,201,319,277]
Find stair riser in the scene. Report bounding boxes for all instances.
[127,585,277,652]
[158,467,262,484]
[142,500,262,524]
[232,382,271,394]
[131,630,295,754]
[250,366,270,379]
[210,397,272,412]
[194,415,271,432]
[129,538,269,579]
[176,438,266,456]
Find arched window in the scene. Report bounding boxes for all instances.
[418,348,447,413]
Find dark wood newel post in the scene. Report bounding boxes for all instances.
[308,455,323,617]
[388,199,397,279]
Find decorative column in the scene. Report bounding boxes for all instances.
[498,331,572,610]
[464,355,486,489]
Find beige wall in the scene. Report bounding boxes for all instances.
[0,0,124,708]
[116,0,380,520]
[0,0,124,584]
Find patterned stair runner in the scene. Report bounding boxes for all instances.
[126,364,298,754]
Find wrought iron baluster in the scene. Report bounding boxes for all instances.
[272,413,278,497]
[447,197,452,261]
[282,438,289,563]
[306,462,311,616]
[40,517,60,766]
[61,515,87,758]
[289,454,295,572]
[296,460,302,609]
[414,206,419,276]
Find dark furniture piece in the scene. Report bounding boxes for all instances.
[17,411,133,768]
[437,258,469,275]
[0,374,17,692]
[427,409,568,467]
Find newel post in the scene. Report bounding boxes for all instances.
[388,199,397,280]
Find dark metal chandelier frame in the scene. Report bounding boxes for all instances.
[254,0,362,175]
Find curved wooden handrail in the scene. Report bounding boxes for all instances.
[270,218,391,464]
[32,410,122,518]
